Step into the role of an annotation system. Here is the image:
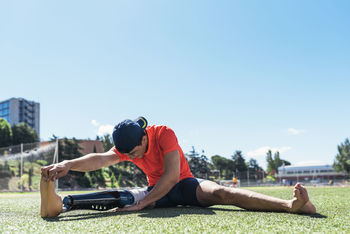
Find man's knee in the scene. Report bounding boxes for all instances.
[212,186,230,201]
[196,181,232,205]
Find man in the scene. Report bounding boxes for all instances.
[40,117,316,217]
[232,177,238,188]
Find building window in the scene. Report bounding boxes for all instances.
[0,108,9,119]
[1,115,10,122]
[0,102,9,109]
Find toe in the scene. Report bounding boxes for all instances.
[293,188,300,198]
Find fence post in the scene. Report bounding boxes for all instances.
[20,143,23,192]
[247,167,249,187]
[54,139,59,190]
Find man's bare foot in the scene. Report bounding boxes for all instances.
[40,172,62,218]
[289,183,316,214]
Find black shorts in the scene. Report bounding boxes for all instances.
[147,177,205,208]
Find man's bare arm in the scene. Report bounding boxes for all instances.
[67,150,120,172]
[41,150,120,181]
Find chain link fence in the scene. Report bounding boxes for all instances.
[0,141,57,192]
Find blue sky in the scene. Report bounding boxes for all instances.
[1,1,349,169]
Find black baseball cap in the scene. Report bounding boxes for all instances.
[112,116,148,154]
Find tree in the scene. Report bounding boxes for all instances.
[50,134,58,141]
[88,145,106,187]
[281,160,291,167]
[248,158,259,169]
[11,123,38,145]
[274,151,291,173]
[101,134,114,151]
[0,118,12,147]
[274,151,282,172]
[0,161,12,178]
[231,151,247,179]
[211,155,235,179]
[28,166,34,191]
[17,161,21,176]
[187,146,211,179]
[0,161,12,190]
[58,138,92,188]
[266,150,291,175]
[266,150,275,174]
[248,158,266,180]
[334,138,350,176]
[117,173,122,187]
[211,155,228,177]
[110,173,116,188]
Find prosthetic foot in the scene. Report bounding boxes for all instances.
[62,188,148,212]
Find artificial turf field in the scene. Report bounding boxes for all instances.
[1,186,349,233]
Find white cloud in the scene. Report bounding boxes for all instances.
[91,120,100,127]
[97,125,114,136]
[247,146,292,158]
[288,128,305,135]
[91,120,114,136]
[181,139,188,144]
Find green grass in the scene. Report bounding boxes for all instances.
[1,186,350,233]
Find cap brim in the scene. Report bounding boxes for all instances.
[135,116,148,129]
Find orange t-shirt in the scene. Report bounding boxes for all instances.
[112,125,193,186]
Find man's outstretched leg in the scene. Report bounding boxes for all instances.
[196,181,316,214]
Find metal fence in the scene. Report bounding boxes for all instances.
[0,141,57,192]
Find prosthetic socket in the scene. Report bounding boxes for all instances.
[62,188,148,212]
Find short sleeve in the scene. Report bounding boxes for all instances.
[158,127,179,154]
[112,146,131,162]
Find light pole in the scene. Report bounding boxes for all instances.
[247,167,249,187]
[20,143,23,192]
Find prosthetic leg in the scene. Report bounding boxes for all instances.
[62,188,148,212]
[40,173,148,217]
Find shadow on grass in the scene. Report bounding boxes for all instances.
[137,206,253,218]
[301,213,328,219]
[43,207,242,222]
[208,207,327,219]
[43,207,327,222]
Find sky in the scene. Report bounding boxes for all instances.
[1,1,349,169]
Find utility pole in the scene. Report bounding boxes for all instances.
[55,139,59,189]
[247,167,249,187]
[20,143,23,192]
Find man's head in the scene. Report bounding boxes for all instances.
[112,116,148,158]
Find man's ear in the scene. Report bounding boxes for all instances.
[142,135,147,145]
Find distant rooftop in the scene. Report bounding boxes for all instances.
[278,163,333,171]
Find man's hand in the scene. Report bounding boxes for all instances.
[117,202,145,212]
[109,200,153,212]
[41,161,70,181]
